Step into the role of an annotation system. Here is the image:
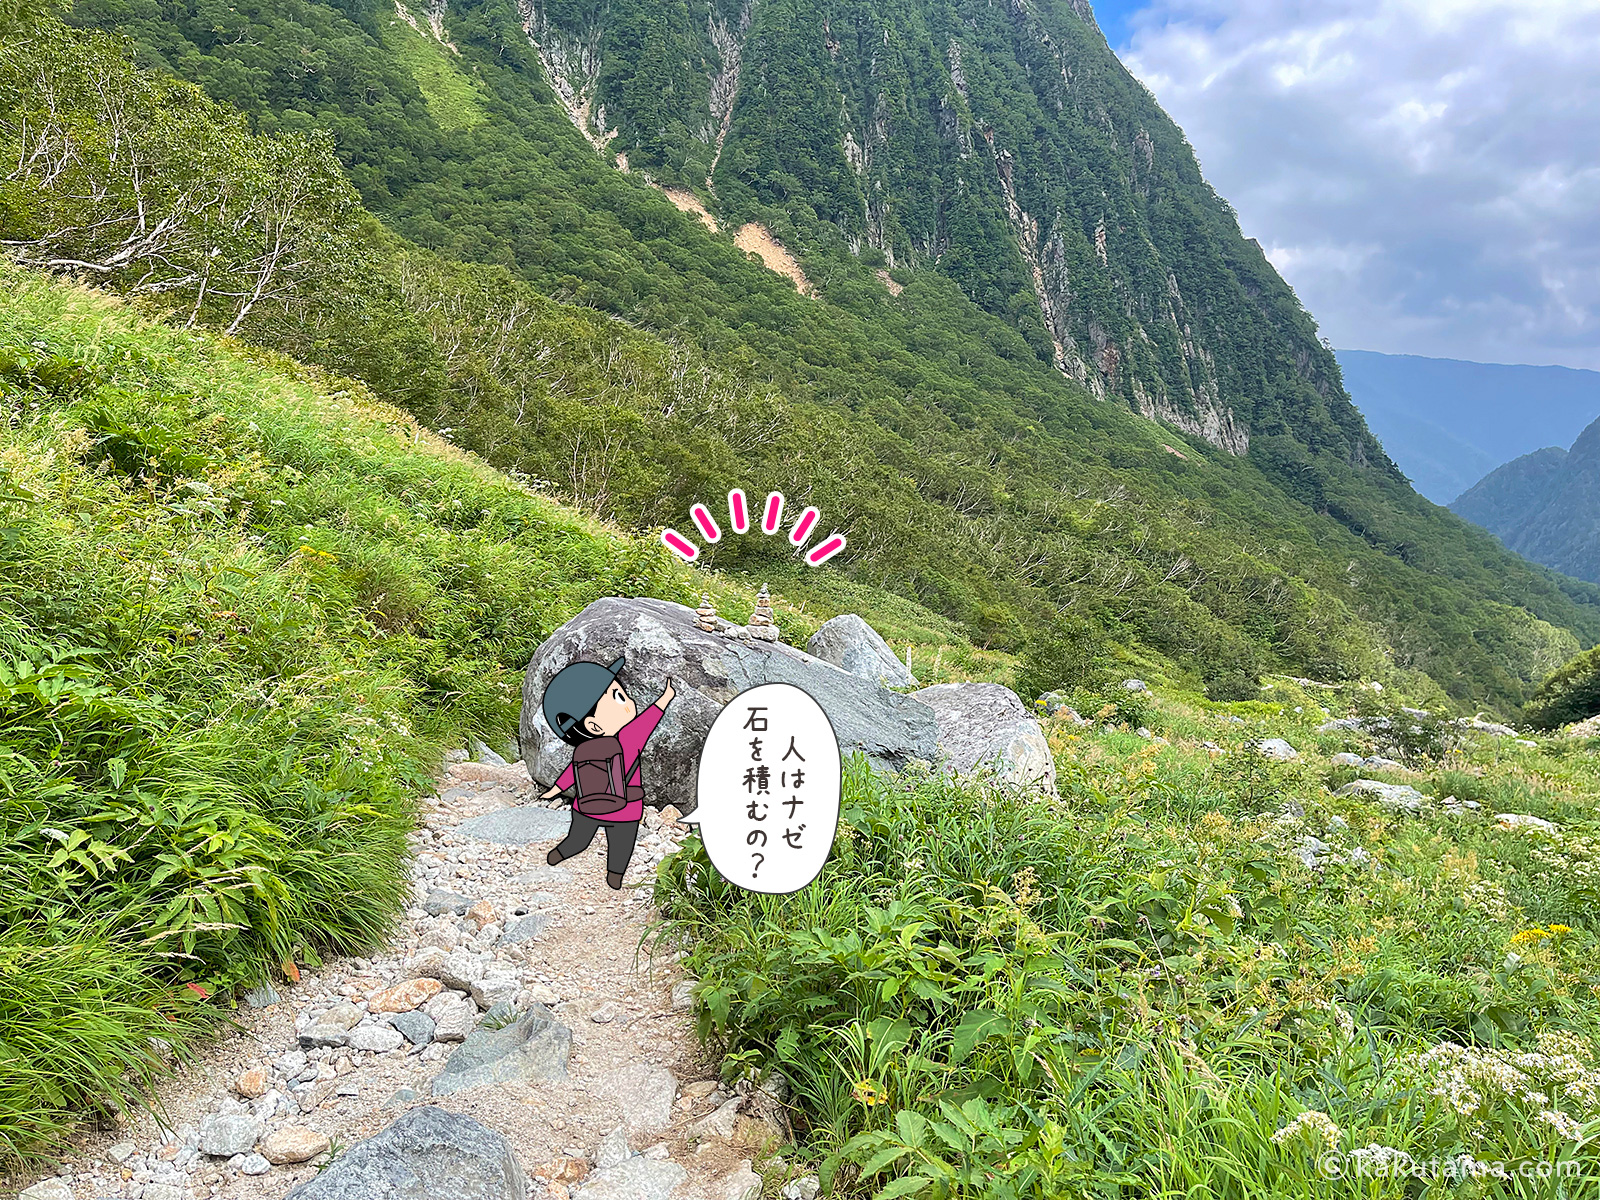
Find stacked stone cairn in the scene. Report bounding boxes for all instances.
[748,584,779,642]
[694,593,719,633]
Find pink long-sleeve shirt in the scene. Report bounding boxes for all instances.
[552,703,663,823]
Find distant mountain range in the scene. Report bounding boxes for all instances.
[1452,419,1600,584]
[1336,350,1600,505]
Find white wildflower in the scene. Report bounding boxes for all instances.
[1270,1109,1341,1150]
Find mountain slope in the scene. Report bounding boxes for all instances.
[34,1,1600,709]
[1453,421,1600,584]
[1336,349,1600,504]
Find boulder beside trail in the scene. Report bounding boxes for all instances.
[520,598,940,813]
[911,683,1057,796]
[430,1003,571,1096]
[284,1106,527,1199]
[805,614,918,687]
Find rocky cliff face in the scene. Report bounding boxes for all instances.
[1453,423,1600,583]
[517,0,1378,463]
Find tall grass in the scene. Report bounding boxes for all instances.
[656,708,1600,1197]
[0,267,690,1159]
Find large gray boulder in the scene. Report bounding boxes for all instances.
[284,1106,526,1199]
[806,614,917,687]
[911,683,1057,796]
[430,1003,571,1096]
[520,598,940,813]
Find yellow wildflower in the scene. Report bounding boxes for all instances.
[852,1079,888,1107]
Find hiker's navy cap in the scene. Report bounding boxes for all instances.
[543,655,627,737]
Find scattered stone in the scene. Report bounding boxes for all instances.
[781,1176,822,1200]
[472,738,510,767]
[719,1160,763,1200]
[1328,752,1364,767]
[806,613,917,687]
[370,978,444,1013]
[384,1087,419,1108]
[107,1142,137,1164]
[670,981,696,1012]
[591,1002,620,1024]
[199,1113,265,1157]
[425,991,479,1043]
[336,1082,360,1097]
[1495,812,1558,834]
[1336,779,1426,814]
[573,1156,687,1200]
[544,1158,595,1190]
[501,913,551,946]
[1256,738,1298,761]
[601,1064,678,1138]
[144,1187,185,1200]
[520,597,941,811]
[298,1024,352,1050]
[1122,679,1148,692]
[680,1079,720,1101]
[19,1182,74,1200]
[595,1127,631,1170]
[431,1003,572,1096]
[1295,836,1333,870]
[349,1021,406,1054]
[241,1153,273,1176]
[1461,717,1517,737]
[690,1097,743,1140]
[470,972,522,1010]
[392,1009,436,1046]
[284,1106,527,1199]
[322,1001,363,1031]
[403,947,450,979]
[261,1126,332,1166]
[243,983,281,1008]
[439,949,487,991]
[234,1067,270,1099]
[1363,755,1403,770]
[910,682,1057,795]
[423,889,476,916]
[465,899,497,930]
[445,748,471,763]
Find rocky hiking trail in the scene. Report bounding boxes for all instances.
[17,758,807,1200]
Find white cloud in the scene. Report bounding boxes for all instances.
[1121,0,1600,367]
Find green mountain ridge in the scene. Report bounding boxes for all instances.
[12,0,1598,712]
[1453,420,1600,586]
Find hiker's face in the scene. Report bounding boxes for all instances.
[582,680,636,737]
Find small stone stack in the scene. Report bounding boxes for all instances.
[748,584,779,642]
[694,593,719,633]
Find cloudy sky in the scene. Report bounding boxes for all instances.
[1092,0,1600,369]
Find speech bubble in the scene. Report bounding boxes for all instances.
[694,682,841,894]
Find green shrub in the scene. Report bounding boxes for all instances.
[1524,644,1600,730]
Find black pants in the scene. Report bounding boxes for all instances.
[555,812,638,875]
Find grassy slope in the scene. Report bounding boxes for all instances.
[659,684,1600,1197]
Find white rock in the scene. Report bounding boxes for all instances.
[1257,738,1298,761]
[781,1176,822,1200]
[107,1142,138,1164]
[1495,812,1558,834]
[671,980,696,1012]
[718,1161,763,1200]
[689,1097,743,1140]
[198,1113,265,1157]
[595,1126,632,1170]
[1122,679,1148,692]
[19,1182,74,1200]
[424,991,478,1042]
[1329,752,1364,767]
[240,1153,272,1175]
[348,1021,405,1053]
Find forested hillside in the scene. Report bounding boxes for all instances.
[1453,419,1600,586]
[7,1,1597,712]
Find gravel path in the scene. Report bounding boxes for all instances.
[16,760,793,1200]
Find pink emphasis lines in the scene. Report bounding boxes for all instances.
[660,490,847,565]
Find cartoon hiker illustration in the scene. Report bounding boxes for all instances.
[537,655,675,889]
